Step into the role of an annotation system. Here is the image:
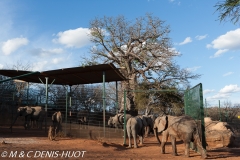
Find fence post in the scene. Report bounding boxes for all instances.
[205,98,207,117]
[219,100,221,121]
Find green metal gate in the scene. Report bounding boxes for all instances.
[184,83,206,149]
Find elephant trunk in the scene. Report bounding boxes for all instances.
[154,127,161,145]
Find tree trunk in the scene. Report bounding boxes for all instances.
[119,73,138,116]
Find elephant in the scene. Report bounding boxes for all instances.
[107,116,115,128]
[142,114,155,137]
[10,106,46,130]
[107,113,131,129]
[126,116,148,148]
[154,115,207,158]
[51,111,62,138]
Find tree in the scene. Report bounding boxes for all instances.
[221,101,240,122]
[215,0,240,24]
[206,101,240,122]
[134,82,185,115]
[4,61,33,106]
[89,14,200,115]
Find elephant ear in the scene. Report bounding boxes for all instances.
[157,116,168,133]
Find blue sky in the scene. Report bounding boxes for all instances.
[0,0,239,106]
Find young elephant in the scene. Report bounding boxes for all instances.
[52,111,62,138]
[142,114,155,137]
[154,115,207,158]
[126,116,147,148]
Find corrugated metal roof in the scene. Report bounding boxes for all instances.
[0,63,127,85]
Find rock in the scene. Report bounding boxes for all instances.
[204,117,235,149]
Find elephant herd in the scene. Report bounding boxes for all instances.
[10,106,46,130]
[10,106,63,140]
[10,106,62,130]
[108,112,207,158]
[10,106,207,158]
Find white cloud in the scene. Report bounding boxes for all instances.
[0,63,3,69]
[179,37,192,45]
[52,58,64,64]
[48,48,64,54]
[207,28,240,58]
[195,34,207,40]
[229,56,234,60]
[203,89,214,95]
[2,37,29,55]
[32,61,48,71]
[210,49,228,58]
[205,85,240,102]
[219,84,240,93]
[30,48,64,57]
[223,72,234,77]
[186,66,201,72]
[53,28,91,48]
[207,93,230,101]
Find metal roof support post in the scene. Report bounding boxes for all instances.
[123,90,126,145]
[11,92,15,133]
[69,86,72,107]
[27,82,29,105]
[115,81,118,114]
[45,77,49,133]
[102,71,106,138]
[65,87,68,135]
[69,86,72,132]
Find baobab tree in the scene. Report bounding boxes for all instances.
[88,14,200,115]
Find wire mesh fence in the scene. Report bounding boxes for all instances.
[0,82,125,143]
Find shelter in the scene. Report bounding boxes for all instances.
[0,63,127,135]
[0,63,126,85]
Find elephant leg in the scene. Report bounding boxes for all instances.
[25,116,31,130]
[54,123,57,137]
[145,126,149,138]
[132,128,138,148]
[127,128,132,148]
[48,126,53,141]
[128,136,131,148]
[161,131,169,154]
[195,140,207,159]
[133,132,138,148]
[184,142,190,157]
[139,135,143,145]
[170,136,178,156]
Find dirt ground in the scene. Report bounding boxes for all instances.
[1,127,240,160]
